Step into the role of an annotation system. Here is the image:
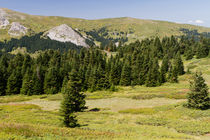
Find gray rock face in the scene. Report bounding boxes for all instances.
[0,17,9,29]
[46,24,89,48]
[8,22,27,36]
[0,8,9,29]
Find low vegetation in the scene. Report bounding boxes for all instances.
[0,33,210,139]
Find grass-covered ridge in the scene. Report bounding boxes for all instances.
[1,8,210,44]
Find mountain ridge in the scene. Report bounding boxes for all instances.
[1,8,210,46]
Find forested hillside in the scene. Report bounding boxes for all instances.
[0,35,209,96]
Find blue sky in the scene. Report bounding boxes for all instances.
[0,0,210,27]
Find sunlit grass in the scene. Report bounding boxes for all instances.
[0,57,210,139]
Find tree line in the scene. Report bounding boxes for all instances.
[0,35,209,96]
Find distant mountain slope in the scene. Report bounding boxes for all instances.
[1,8,210,46]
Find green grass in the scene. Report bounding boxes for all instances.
[0,57,210,139]
[1,8,210,44]
[119,108,157,115]
[0,95,40,103]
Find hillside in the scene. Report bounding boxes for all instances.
[1,8,210,46]
[0,57,210,139]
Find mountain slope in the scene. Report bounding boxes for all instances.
[1,8,210,45]
[45,24,89,48]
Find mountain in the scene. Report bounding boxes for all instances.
[45,24,89,48]
[1,8,210,46]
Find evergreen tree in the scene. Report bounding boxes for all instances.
[0,69,6,96]
[174,52,185,75]
[120,62,131,86]
[109,60,121,85]
[145,58,160,87]
[168,64,178,83]
[185,47,194,60]
[196,44,209,59]
[60,69,86,127]
[0,55,8,96]
[61,76,68,93]
[6,68,22,95]
[187,72,210,110]
[20,68,33,95]
[160,55,170,83]
[89,66,98,92]
[31,66,44,95]
[21,54,32,75]
[139,53,150,85]
[44,67,60,94]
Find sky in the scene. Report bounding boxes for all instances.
[0,0,210,27]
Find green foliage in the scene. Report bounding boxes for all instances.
[120,61,131,86]
[44,67,60,94]
[20,69,33,95]
[187,72,210,110]
[6,68,22,95]
[1,35,210,96]
[146,58,160,87]
[174,52,185,75]
[60,69,86,127]
[119,108,156,115]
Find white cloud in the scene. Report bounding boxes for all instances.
[187,20,204,25]
[195,20,204,24]
[188,20,193,23]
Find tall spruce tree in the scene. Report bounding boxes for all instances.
[6,67,22,95]
[160,55,170,83]
[0,69,6,96]
[44,67,60,94]
[60,69,86,127]
[168,64,178,83]
[187,72,210,110]
[174,52,185,75]
[120,61,131,86]
[145,58,160,87]
[31,66,44,95]
[0,55,8,96]
[20,68,33,95]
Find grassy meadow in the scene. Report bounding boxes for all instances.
[1,8,210,44]
[0,57,210,139]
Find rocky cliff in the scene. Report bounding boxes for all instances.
[46,24,89,48]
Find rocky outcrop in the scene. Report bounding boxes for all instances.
[46,24,89,48]
[0,8,9,29]
[0,17,9,29]
[8,22,27,36]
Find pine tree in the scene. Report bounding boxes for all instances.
[89,66,98,92]
[120,62,131,86]
[185,47,194,60]
[6,68,22,95]
[20,68,33,95]
[21,54,32,75]
[187,72,210,110]
[174,52,185,75]
[31,66,44,95]
[0,69,6,96]
[0,55,8,96]
[60,69,86,127]
[96,65,110,90]
[139,53,150,85]
[109,60,121,85]
[196,44,209,59]
[145,58,160,87]
[44,67,60,94]
[61,76,68,93]
[160,55,170,83]
[168,64,178,83]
